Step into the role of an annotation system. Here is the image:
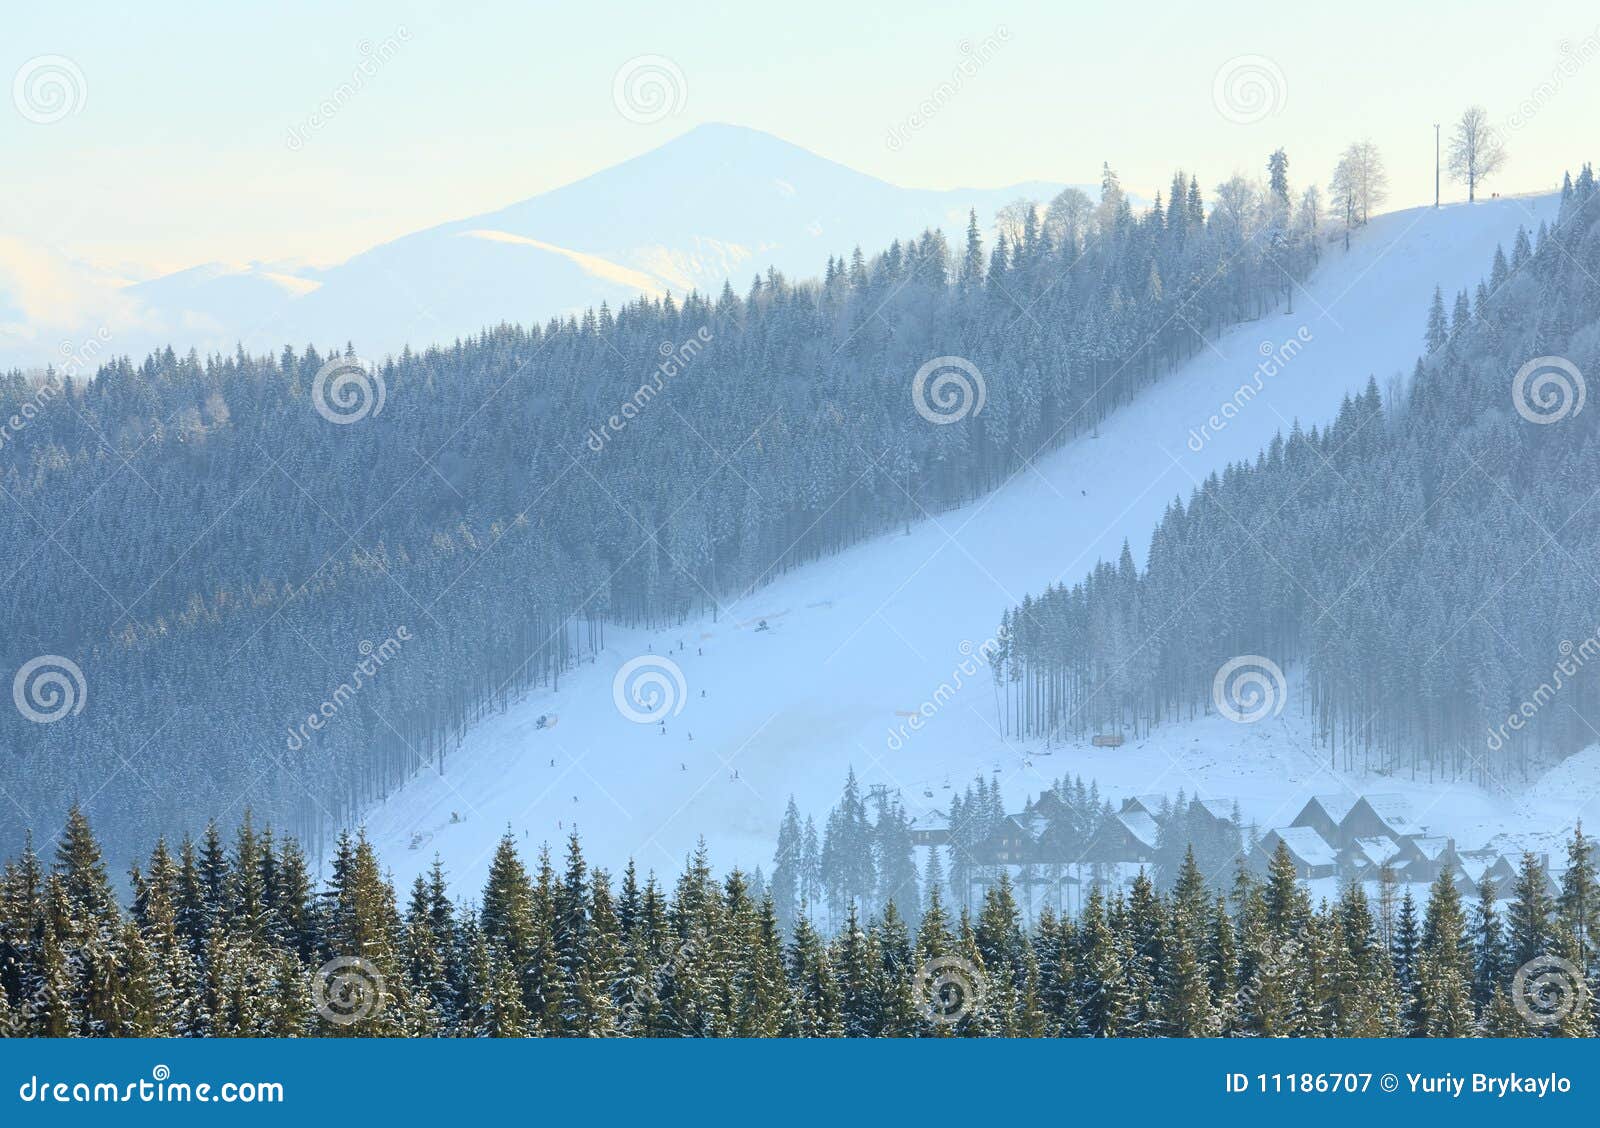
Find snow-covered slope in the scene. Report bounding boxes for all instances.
[1,124,1070,371]
[358,192,1566,891]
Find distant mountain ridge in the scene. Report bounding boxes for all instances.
[1,124,1075,370]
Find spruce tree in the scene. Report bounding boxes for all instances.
[1558,825,1599,973]
[1471,877,1507,1006]
[1507,851,1556,969]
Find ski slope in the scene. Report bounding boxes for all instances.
[360,193,1569,892]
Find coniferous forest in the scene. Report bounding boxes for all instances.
[996,166,1600,782]
[0,168,1321,862]
[1,806,1596,1038]
[17,13,1600,1121]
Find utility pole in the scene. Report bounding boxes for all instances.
[1434,123,1441,208]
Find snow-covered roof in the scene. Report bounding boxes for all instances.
[1033,789,1068,812]
[1115,811,1160,849]
[1195,798,1236,823]
[1299,793,1358,823]
[913,810,950,832]
[1010,811,1047,838]
[1353,794,1419,836]
[1265,826,1338,868]
[1458,850,1515,884]
[1121,794,1166,817]
[1410,835,1455,862]
[1349,835,1404,867]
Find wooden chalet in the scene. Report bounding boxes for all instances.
[1338,794,1422,845]
[1252,826,1339,880]
[1290,794,1359,848]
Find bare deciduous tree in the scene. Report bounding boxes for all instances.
[1329,140,1389,247]
[994,198,1039,246]
[1043,187,1093,250]
[1447,106,1507,202]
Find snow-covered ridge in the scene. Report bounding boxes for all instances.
[358,192,1564,893]
[1,124,1070,372]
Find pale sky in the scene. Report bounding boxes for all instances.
[5,0,1598,278]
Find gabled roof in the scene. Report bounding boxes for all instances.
[1194,798,1236,823]
[1461,852,1516,884]
[912,810,950,832]
[1009,811,1047,839]
[1348,835,1404,867]
[1355,793,1418,835]
[1264,826,1338,868]
[1032,789,1068,814]
[1121,794,1166,817]
[1115,811,1160,850]
[1297,793,1358,824]
[1409,835,1455,862]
